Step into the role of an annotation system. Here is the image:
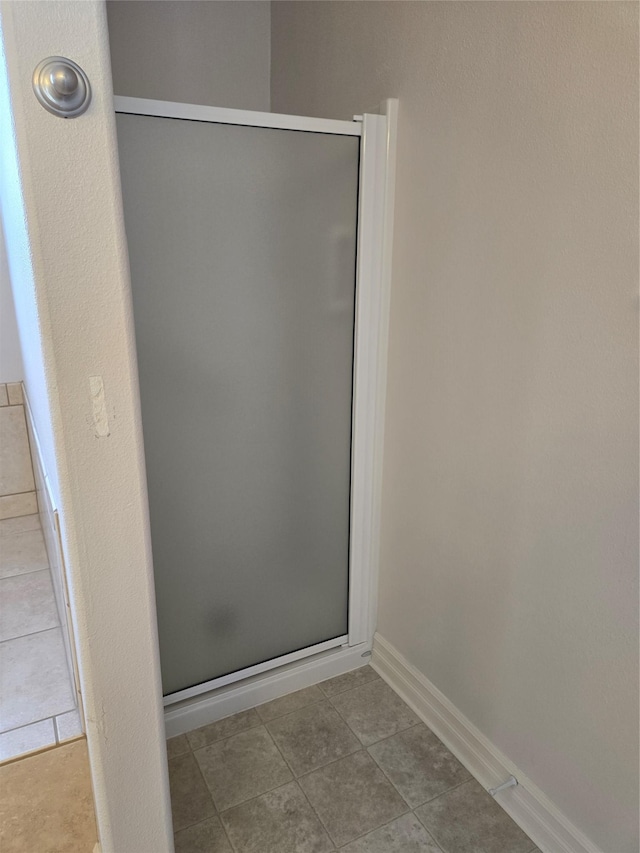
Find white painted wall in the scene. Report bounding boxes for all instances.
[0,2,172,850]
[107,0,270,110]
[0,222,23,382]
[272,4,639,852]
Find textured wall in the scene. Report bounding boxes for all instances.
[0,2,172,850]
[272,3,639,851]
[107,0,270,110]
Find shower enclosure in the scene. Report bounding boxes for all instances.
[115,96,393,716]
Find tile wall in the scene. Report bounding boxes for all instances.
[0,383,37,519]
[0,382,83,762]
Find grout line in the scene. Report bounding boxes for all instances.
[208,727,327,843]
[361,720,454,806]
[219,816,237,853]
[363,717,423,750]
[0,567,51,581]
[0,621,63,646]
[0,715,58,738]
[364,743,415,809]
[0,737,77,768]
[53,715,59,743]
[0,565,51,580]
[319,669,380,701]
[0,705,76,737]
[323,689,366,744]
[334,810,432,851]
[173,813,239,853]
[255,683,327,721]
[216,811,241,853]
[412,776,473,812]
[262,720,296,778]
[192,751,218,817]
[265,726,342,853]
[185,717,337,847]
[18,399,39,499]
[291,743,366,783]
[186,715,263,752]
[0,515,40,529]
[409,809,446,853]
[216,775,296,817]
[191,728,295,815]
[413,806,449,852]
[295,776,339,849]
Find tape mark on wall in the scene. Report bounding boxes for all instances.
[89,375,110,437]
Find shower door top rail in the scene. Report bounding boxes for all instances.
[113,96,362,137]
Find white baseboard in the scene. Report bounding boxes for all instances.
[164,642,371,738]
[371,633,602,853]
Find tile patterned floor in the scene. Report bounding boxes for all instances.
[168,667,539,852]
[0,737,97,853]
[0,515,81,762]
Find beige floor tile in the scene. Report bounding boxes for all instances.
[0,407,35,495]
[0,515,41,536]
[0,718,56,762]
[415,779,534,853]
[195,725,292,812]
[55,709,82,742]
[331,679,420,746]
[368,723,471,807]
[6,384,23,406]
[0,628,75,731]
[266,699,361,777]
[257,684,324,722]
[174,815,233,853]
[0,493,38,522]
[0,570,59,641]
[186,707,261,750]
[319,665,380,698]
[299,750,407,847]
[340,813,441,853]
[0,527,49,579]
[0,385,7,407]
[0,738,97,853]
[221,781,334,853]
[169,751,216,832]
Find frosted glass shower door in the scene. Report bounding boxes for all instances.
[116,108,360,697]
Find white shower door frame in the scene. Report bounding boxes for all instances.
[114,96,396,718]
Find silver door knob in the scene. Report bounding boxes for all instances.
[33,57,91,118]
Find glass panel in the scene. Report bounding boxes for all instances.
[116,113,359,695]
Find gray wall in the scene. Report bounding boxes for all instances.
[272,4,639,852]
[107,0,270,110]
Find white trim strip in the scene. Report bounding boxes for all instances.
[348,110,391,646]
[372,633,603,853]
[113,96,362,136]
[163,635,348,706]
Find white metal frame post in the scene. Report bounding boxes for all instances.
[113,96,397,733]
[348,109,390,647]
